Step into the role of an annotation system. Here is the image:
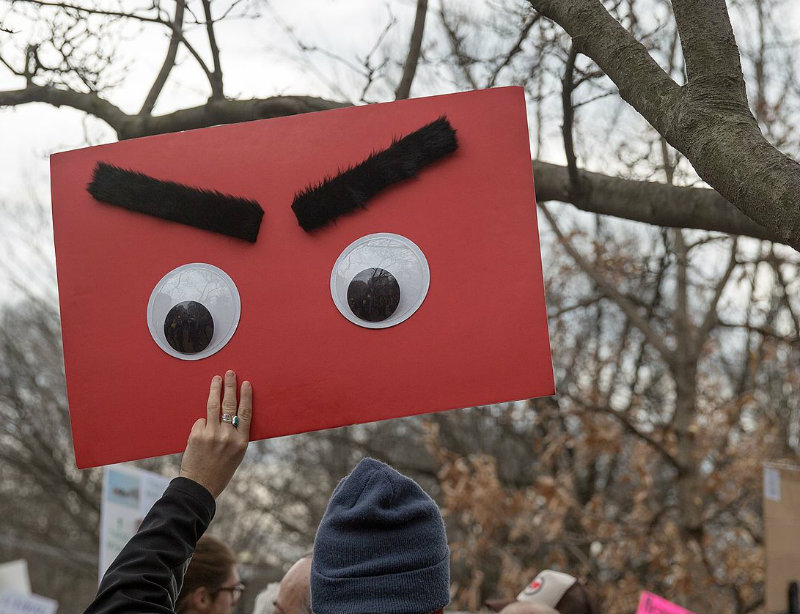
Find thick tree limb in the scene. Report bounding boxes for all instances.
[527,0,681,136]
[116,96,349,139]
[528,0,800,252]
[395,0,427,100]
[671,0,749,108]
[532,161,780,242]
[0,87,348,139]
[0,85,127,128]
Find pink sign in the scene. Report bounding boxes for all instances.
[636,591,696,614]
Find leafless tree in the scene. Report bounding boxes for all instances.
[0,297,102,612]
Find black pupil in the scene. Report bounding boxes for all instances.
[347,267,401,322]
[163,300,214,354]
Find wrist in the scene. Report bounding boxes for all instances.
[178,470,219,499]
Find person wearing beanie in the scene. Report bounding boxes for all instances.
[311,458,451,614]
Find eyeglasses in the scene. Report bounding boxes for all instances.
[215,583,245,603]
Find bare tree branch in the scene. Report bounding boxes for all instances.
[527,0,681,133]
[716,319,800,346]
[13,0,164,24]
[539,201,675,360]
[772,255,800,336]
[122,96,348,138]
[395,0,427,100]
[438,2,478,89]
[140,0,186,115]
[548,295,604,318]
[673,230,690,366]
[561,44,581,191]
[694,238,738,353]
[531,161,780,243]
[488,11,540,87]
[528,0,800,252]
[201,0,225,98]
[589,403,683,472]
[12,0,217,91]
[0,84,127,128]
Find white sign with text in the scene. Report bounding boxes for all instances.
[99,464,170,581]
[0,590,57,614]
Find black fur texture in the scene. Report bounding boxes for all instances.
[87,163,265,242]
[291,116,458,231]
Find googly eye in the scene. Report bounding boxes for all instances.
[331,233,430,329]
[147,263,241,360]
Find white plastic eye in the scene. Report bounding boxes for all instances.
[147,263,241,360]
[331,233,430,329]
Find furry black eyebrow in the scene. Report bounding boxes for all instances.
[291,116,458,232]
[87,162,264,242]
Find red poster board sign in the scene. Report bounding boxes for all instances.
[51,87,554,468]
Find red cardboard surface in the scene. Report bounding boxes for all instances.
[51,87,554,468]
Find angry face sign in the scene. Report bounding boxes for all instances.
[51,87,553,468]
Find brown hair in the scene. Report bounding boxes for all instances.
[555,581,599,614]
[175,535,237,613]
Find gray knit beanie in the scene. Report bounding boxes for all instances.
[310,458,450,614]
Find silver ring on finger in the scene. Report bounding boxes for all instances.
[221,413,240,428]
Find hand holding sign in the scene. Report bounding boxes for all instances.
[179,371,252,498]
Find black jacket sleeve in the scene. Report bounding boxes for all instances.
[84,476,216,614]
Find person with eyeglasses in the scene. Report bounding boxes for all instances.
[175,535,244,614]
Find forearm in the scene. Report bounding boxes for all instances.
[84,477,215,614]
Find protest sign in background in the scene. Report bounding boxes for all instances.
[99,464,170,580]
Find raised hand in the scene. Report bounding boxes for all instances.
[179,370,252,498]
